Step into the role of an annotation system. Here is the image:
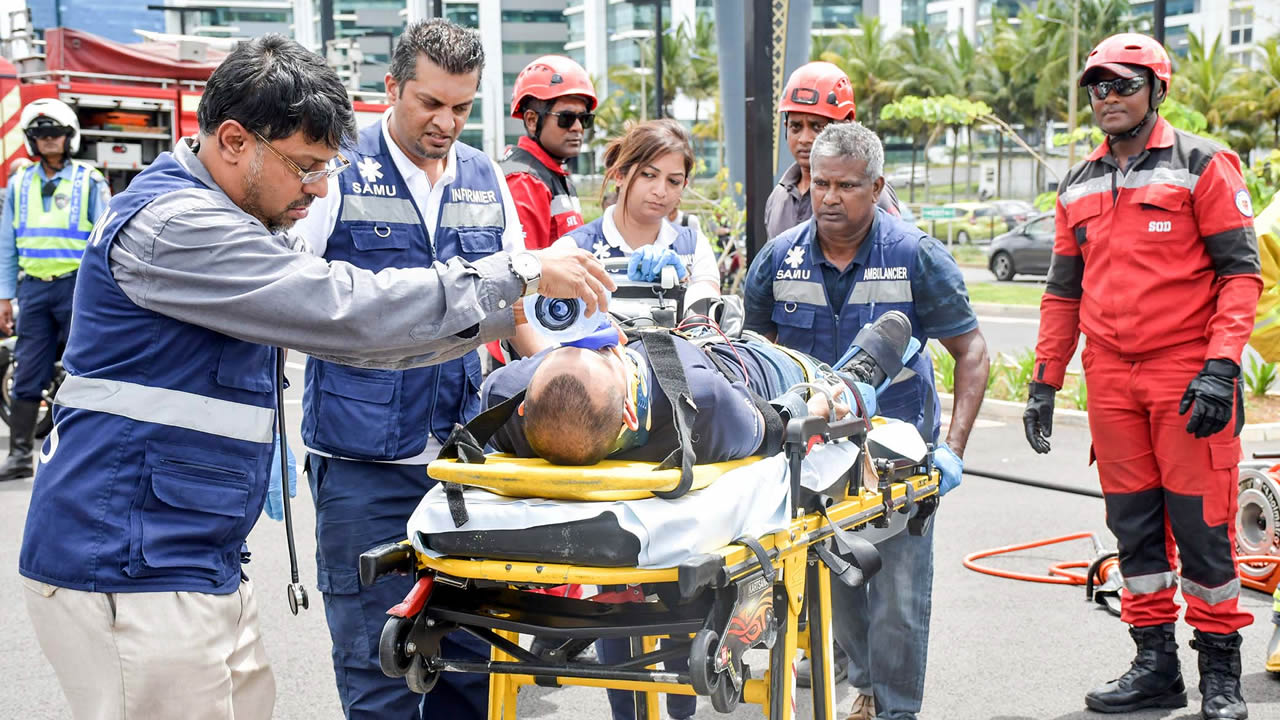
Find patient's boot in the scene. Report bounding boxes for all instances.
[1084,623,1186,713]
[837,310,913,388]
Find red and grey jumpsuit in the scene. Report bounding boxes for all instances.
[501,135,585,250]
[1035,117,1261,634]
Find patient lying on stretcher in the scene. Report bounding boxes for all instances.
[480,311,917,466]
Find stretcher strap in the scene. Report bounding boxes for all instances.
[733,534,776,584]
[747,388,786,456]
[438,391,527,527]
[815,505,882,588]
[642,331,698,499]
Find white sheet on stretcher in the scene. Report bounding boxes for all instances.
[407,441,863,570]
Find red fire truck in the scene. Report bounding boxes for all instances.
[0,27,387,192]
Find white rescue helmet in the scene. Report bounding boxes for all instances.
[20,98,80,156]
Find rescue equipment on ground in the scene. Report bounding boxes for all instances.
[961,458,1280,616]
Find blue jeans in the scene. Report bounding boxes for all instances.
[831,517,935,720]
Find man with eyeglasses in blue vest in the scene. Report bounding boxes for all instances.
[743,121,989,720]
[18,35,611,720]
[0,98,109,482]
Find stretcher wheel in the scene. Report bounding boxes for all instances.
[688,629,721,696]
[404,655,440,695]
[379,616,415,678]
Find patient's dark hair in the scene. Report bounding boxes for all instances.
[524,373,623,465]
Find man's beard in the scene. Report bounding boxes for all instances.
[411,136,451,160]
[241,151,309,232]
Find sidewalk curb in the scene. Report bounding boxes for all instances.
[940,392,1088,429]
[971,302,1040,319]
[940,392,1280,442]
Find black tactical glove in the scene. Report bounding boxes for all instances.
[1023,381,1057,454]
[1179,358,1239,439]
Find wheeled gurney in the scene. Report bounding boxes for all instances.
[360,411,940,720]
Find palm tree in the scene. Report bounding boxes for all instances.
[974,15,1041,197]
[1171,32,1248,145]
[683,14,719,145]
[813,16,902,128]
[1250,35,1280,148]
[942,30,981,198]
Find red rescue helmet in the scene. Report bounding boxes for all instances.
[510,55,597,118]
[779,61,856,122]
[1080,33,1171,91]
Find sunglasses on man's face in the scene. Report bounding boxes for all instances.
[1086,75,1148,101]
[546,111,595,130]
[27,127,71,140]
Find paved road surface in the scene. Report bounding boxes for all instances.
[3,359,1279,719]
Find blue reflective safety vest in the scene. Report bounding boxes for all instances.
[19,151,277,594]
[301,124,505,461]
[766,210,940,441]
[565,216,698,279]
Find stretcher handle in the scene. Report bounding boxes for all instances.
[782,414,867,449]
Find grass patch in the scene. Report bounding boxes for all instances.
[949,246,986,265]
[967,282,1044,306]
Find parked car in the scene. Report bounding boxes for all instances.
[991,199,1037,229]
[986,213,1054,281]
[886,165,928,187]
[916,202,1008,244]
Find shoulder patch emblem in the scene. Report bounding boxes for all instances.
[1235,188,1254,218]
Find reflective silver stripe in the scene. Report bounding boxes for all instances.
[890,366,917,385]
[340,195,421,225]
[551,195,581,216]
[55,375,275,444]
[439,203,504,228]
[1181,577,1241,606]
[772,280,827,306]
[1122,166,1196,192]
[1060,176,1111,206]
[848,280,913,304]
[1124,571,1177,596]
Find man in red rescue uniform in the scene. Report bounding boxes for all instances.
[1024,33,1259,720]
[502,55,594,250]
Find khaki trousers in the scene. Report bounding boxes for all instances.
[23,576,276,720]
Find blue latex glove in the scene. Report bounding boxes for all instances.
[933,443,963,497]
[265,436,297,521]
[627,245,688,282]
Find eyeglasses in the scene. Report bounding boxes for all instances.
[254,132,350,185]
[545,111,595,130]
[1086,75,1147,101]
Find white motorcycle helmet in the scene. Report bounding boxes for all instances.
[19,98,80,157]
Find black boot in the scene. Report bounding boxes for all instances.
[1192,630,1248,719]
[1085,623,1187,713]
[0,399,39,481]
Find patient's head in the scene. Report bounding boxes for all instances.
[523,347,626,465]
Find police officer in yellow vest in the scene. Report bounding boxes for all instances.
[0,98,108,481]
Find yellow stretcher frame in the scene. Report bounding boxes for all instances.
[394,472,938,720]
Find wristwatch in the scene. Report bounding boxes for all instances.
[509,251,541,297]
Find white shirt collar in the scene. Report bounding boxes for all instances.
[601,205,679,252]
[380,108,457,189]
